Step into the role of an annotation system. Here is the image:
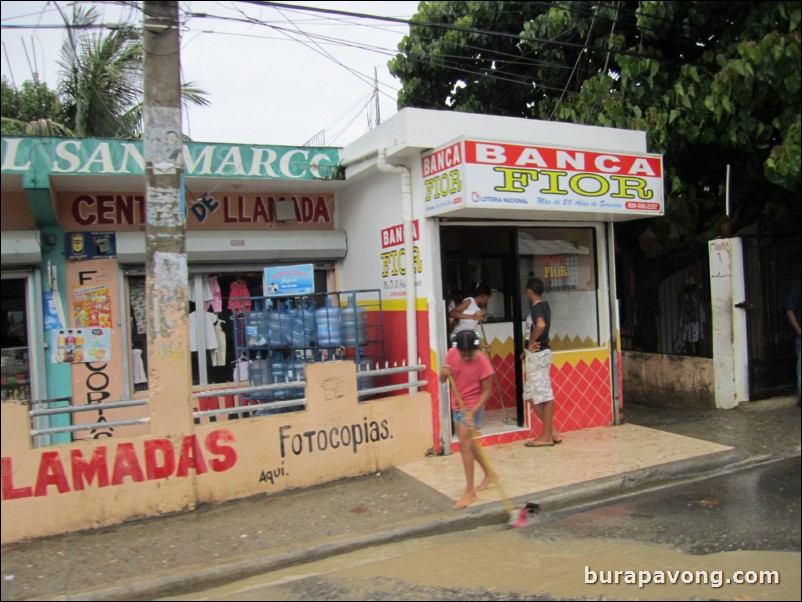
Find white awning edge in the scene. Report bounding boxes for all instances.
[1,231,41,266]
[116,230,347,264]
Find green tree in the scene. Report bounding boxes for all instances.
[391,1,800,350]
[1,76,73,136]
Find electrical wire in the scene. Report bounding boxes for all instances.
[244,0,693,64]
[179,8,584,104]
[328,92,374,145]
[3,0,748,139]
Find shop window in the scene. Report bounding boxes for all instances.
[2,279,30,401]
[518,228,599,350]
[125,269,330,391]
[443,229,515,322]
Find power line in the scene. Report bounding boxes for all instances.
[179,7,587,98]
[244,0,690,64]
[2,1,742,141]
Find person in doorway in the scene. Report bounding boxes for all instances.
[439,330,497,509]
[783,280,801,405]
[450,282,491,338]
[678,277,706,355]
[522,277,561,447]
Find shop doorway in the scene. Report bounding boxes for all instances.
[742,236,801,399]
[440,224,605,444]
[1,276,30,402]
[441,226,524,435]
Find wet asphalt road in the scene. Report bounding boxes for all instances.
[522,455,801,554]
[163,457,801,601]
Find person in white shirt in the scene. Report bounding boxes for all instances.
[450,282,492,338]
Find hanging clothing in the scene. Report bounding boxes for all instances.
[189,278,214,307]
[131,348,147,384]
[206,276,223,313]
[129,279,147,335]
[228,280,252,314]
[233,358,249,382]
[189,311,219,352]
[211,316,227,367]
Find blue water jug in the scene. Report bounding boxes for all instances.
[356,359,377,391]
[268,302,292,348]
[248,358,263,386]
[284,358,304,394]
[270,358,287,400]
[245,311,259,347]
[256,303,270,347]
[315,299,341,347]
[341,297,367,346]
[290,300,316,348]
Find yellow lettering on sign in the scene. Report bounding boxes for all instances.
[493,167,539,192]
[379,247,424,278]
[609,175,654,199]
[544,266,569,278]
[568,173,610,197]
[424,169,462,202]
[492,168,655,200]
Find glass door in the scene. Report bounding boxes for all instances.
[1,275,31,402]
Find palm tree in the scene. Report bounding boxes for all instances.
[57,5,209,139]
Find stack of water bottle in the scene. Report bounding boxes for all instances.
[244,295,375,409]
[340,294,367,347]
[244,299,313,351]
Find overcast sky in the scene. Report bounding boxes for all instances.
[0,1,420,147]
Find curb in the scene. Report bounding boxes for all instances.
[39,510,506,602]
[38,445,796,602]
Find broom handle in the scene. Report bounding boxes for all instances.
[447,373,515,516]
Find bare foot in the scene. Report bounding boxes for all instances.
[454,491,478,509]
[476,472,498,491]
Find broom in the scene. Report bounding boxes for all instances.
[448,373,539,528]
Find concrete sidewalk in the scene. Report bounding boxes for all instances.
[1,397,799,602]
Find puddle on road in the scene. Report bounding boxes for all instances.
[162,525,801,601]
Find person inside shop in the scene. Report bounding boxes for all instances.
[449,282,491,339]
[678,277,706,355]
[522,277,562,447]
[2,312,25,348]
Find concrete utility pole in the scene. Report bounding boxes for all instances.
[143,1,193,439]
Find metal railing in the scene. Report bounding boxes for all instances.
[26,364,428,437]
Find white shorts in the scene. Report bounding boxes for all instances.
[523,348,554,404]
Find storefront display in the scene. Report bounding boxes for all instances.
[233,289,385,411]
[1,277,31,402]
[2,109,664,451]
[1,347,29,401]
